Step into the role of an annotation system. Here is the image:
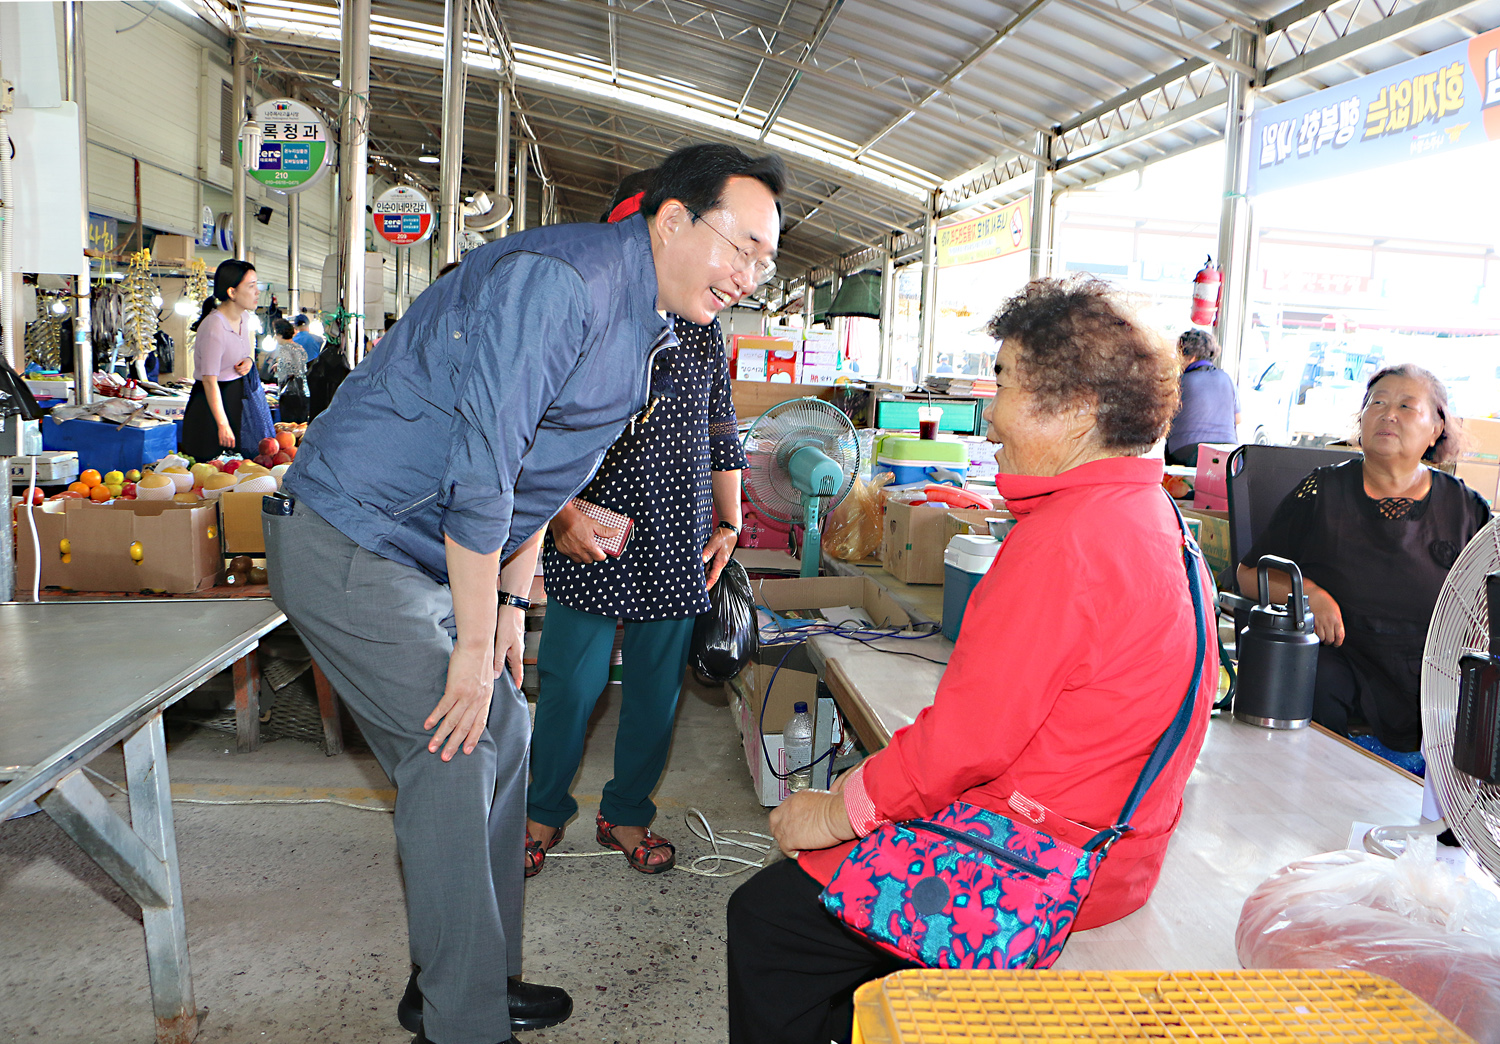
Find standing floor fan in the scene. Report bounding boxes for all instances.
[742,398,861,577]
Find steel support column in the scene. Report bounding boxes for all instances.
[438,0,466,265]
[1029,131,1054,279]
[802,270,814,330]
[918,190,940,380]
[495,80,510,237]
[338,0,371,363]
[514,141,528,233]
[287,191,300,315]
[65,1,92,405]
[231,33,248,262]
[1215,27,1256,384]
[395,247,407,317]
[878,235,896,381]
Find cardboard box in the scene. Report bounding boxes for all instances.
[733,335,797,357]
[151,235,195,266]
[1461,418,1500,466]
[16,498,222,593]
[1456,462,1499,506]
[731,380,835,420]
[1193,443,1239,504]
[735,348,769,381]
[9,450,79,485]
[800,364,840,386]
[219,489,270,554]
[766,350,799,383]
[728,687,841,805]
[882,497,1006,585]
[1181,507,1232,581]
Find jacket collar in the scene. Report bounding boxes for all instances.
[997,455,1165,519]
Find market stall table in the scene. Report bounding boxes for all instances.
[804,630,1424,970]
[0,599,285,1044]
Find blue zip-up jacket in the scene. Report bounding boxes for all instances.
[282,216,675,583]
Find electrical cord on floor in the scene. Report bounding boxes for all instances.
[82,769,772,877]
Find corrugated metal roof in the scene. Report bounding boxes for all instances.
[224,0,1500,273]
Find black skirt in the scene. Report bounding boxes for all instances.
[180,377,259,460]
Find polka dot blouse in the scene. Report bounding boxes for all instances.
[542,317,747,621]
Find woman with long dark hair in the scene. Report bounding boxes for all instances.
[179,259,270,460]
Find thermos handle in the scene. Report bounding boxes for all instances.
[1256,555,1308,632]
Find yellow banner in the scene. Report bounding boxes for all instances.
[936,196,1032,268]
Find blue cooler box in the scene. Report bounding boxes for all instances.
[41,416,179,476]
[872,434,971,489]
[941,533,1003,641]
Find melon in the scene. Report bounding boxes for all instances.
[136,474,176,500]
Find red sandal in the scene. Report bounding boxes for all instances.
[595,812,675,874]
[524,825,564,878]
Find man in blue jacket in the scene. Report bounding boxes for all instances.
[264,143,784,1044]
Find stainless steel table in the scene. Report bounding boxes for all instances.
[0,599,285,1044]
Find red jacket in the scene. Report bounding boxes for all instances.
[799,456,1215,930]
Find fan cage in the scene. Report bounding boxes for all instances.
[742,398,861,526]
[1422,518,1500,886]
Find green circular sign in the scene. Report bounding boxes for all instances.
[241,98,332,194]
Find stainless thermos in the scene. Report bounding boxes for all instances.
[1234,555,1320,729]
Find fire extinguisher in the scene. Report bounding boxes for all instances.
[1191,256,1222,327]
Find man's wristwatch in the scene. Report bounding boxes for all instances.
[497,591,533,610]
[717,520,740,536]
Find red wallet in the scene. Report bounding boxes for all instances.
[569,498,634,557]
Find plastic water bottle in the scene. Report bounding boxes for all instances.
[784,701,814,793]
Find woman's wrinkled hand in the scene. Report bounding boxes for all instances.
[425,642,495,760]
[769,789,854,858]
[702,527,738,588]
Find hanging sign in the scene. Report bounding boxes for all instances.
[372,185,436,246]
[936,195,1031,268]
[240,98,332,194]
[1249,27,1500,196]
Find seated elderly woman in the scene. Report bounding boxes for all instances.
[725,277,1218,1044]
[1237,365,1491,754]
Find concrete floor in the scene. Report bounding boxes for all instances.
[0,673,774,1044]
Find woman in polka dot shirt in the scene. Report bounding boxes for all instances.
[525,174,749,875]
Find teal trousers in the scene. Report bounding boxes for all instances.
[527,599,696,829]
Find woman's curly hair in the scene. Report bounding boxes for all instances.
[1360,363,1466,464]
[986,276,1180,454]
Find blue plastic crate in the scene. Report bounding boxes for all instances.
[41,417,179,475]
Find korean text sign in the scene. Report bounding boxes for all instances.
[1250,27,1500,196]
[936,195,1032,269]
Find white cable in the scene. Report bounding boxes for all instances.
[26,456,39,601]
[84,768,775,875]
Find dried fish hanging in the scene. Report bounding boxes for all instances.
[120,248,161,369]
[25,290,67,371]
[90,282,123,373]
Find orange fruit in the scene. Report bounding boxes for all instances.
[89,485,112,502]
[67,481,91,496]
[79,469,102,488]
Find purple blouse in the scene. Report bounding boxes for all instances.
[193,310,253,381]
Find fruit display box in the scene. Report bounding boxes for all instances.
[16,498,222,594]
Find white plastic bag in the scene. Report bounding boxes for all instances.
[1237,837,1500,1041]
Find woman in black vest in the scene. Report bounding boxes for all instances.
[1239,365,1490,752]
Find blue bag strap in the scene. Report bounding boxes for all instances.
[1083,493,1209,854]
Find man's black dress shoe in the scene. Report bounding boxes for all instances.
[399,968,574,1035]
[413,1030,516,1044]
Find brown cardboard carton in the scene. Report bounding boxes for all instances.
[17,498,222,593]
[1460,417,1500,466]
[1455,462,1499,506]
[151,235,195,267]
[737,575,913,731]
[1181,507,1232,581]
[882,497,1006,584]
[219,490,269,554]
[731,380,835,420]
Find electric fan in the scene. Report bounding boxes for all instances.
[1421,518,1500,884]
[742,398,861,577]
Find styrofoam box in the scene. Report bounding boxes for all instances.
[9,450,80,485]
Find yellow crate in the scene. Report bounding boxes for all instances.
[851,969,1472,1043]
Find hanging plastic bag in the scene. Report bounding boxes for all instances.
[690,558,759,684]
[1236,838,1500,1043]
[824,472,891,563]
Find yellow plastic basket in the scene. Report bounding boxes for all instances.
[850,969,1473,1043]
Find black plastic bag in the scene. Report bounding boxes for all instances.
[690,558,759,684]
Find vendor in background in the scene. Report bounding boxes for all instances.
[268,318,310,424]
[292,312,324,356]
[726,276,1217,1044]
[525,166,755,878]
[1164,328,1238,466]
[1237,365,1489,754]
[179,259,264,460]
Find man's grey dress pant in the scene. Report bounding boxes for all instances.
[265,501,524,1044]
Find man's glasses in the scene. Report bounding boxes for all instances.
[687,207,777,287]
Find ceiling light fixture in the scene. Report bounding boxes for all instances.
[418,155,440,164]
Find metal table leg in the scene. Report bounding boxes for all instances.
[39,714,200,1043]
[310,661,345,756]
[232,650,261,753]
